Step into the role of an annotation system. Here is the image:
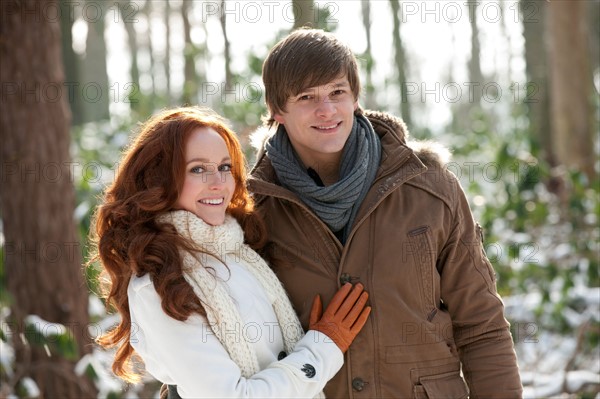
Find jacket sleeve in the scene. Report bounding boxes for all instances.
[438,175,523,398]
[128,276,343,399]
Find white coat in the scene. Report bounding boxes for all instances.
[128,212,343,398]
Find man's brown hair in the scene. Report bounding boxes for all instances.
[262,28,361,127]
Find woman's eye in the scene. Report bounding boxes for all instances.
[190,166,205,174]
[332,89,345,96]
[298,94,313,101]
[219,163,232,172]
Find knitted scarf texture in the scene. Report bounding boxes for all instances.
[157,211,304,379]
[265,114,381,242]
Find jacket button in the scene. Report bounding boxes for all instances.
[277,351,287,360]
[301,364,316,378]
[340,273,352,285]
[352,377,365,391]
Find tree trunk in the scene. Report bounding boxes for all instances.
[587,0,599,83]
[293,0,314,29]
[0,0,96,397]
[59,0,84,125]
[120,0,140,112]
[181,0,197,105]
[143,0,158,112]
[81,0,109,122]
[520,0,553,166]
[164,0,172,105]
[547,0,596,181]
[389,0,412,126]
[467,0,483,105]
[360,0,376,109]
[220,0,232,90]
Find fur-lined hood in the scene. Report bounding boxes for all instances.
[249,110,451,169]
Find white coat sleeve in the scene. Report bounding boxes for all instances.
[128,276,343,399]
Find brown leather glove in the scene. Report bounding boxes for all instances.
[309,282,371,353]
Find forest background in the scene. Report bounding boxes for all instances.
[0,0,599,398]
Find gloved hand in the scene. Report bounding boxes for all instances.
[309,282,371,353]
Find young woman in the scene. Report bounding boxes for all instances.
[90,106,370,398]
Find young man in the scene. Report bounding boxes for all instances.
[248,29,522,398]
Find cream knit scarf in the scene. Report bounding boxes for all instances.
[157,210,304,379]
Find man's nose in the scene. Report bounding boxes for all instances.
[316,97,336,117]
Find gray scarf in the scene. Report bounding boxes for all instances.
[266,114,381,243]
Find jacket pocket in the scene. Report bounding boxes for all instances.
[407,226,438,319]
[413,371,469,399]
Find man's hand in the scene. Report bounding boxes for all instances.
[309,283,371,353]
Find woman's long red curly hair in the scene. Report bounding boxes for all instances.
[89,107,264,382]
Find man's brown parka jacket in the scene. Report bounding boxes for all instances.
[248,110,523,398]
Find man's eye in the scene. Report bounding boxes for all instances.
[219,163,232,172]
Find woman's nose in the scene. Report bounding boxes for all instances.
[206,169,226,188]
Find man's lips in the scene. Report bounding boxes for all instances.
[312,121,342,131]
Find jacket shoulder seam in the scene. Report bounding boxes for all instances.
[404,167,459,215]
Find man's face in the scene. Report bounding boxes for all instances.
[273,77,358,170]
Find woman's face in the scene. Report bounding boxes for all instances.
[175,127,235,226]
